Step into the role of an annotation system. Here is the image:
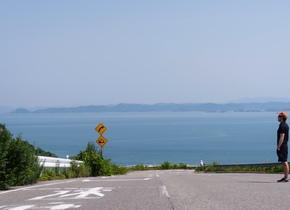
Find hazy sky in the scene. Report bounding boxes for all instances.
[1,1,289,108]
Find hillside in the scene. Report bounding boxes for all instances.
[11,102,290,113]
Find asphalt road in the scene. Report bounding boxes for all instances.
[0,170,289,210]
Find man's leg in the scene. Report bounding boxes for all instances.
[282,161,289,180]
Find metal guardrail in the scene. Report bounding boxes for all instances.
[202,162,281,168]
[38,156,83,168]
[37,158,281,169]
[125,162,282,169]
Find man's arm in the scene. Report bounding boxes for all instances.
[278,133,285,150]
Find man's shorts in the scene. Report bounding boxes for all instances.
[277,144,288,162]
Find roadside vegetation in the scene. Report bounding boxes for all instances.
[0,124,42,190]
[127,161,284,174]
[129,162,189,171]
[39,142,127,181]
[0,124,126,190]
[194,162,284,173]
[0,124,284,190]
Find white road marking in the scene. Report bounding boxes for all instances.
[82,178,152,182]
[0,180,75,195]
[9,205,35,210]
[101,176,116,178]
[50,204,81,209]
[29,191,70,200]
[160,185,170,198]
[28,187,113,201]
[1,204,82,210]
[60,187,105,198]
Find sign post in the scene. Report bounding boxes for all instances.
[95,123,108,156]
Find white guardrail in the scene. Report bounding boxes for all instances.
[38,156,83,168]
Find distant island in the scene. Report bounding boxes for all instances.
[11,102,290,113]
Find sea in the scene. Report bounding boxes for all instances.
[0,111,280,166]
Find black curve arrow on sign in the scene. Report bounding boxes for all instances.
[98,126,104,132]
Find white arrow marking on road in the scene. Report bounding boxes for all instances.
[29,191,70,200]
[160,185,170,198]
[50,204,81,209]
[82,178,152,182]
[60,187,105,198]
[0,180,75,195]
[8,205,35,210]
[7,204,82,210]
[48,202,64,205]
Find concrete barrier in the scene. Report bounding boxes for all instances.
[38,156,83,168]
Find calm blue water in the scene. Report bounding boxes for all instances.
[0,112,279,166]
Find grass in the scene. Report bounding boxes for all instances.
[39,161,285,181]
[194,162,284,173]
[128,161,285,174]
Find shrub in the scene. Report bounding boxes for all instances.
[76,142,114,176]
[0,124,11,190]
[77,162,90,177]
[110,163,128,175]
[40,169,56,181]
[160,161,171,170]
[178,163,188,169]
[0,124,41,190]
[130,164,149,171]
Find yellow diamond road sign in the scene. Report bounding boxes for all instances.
[96,135,108,147]
[95,123,107,135]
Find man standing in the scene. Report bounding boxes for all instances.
[277,112,289,182]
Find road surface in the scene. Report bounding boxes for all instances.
[0,170,289,210]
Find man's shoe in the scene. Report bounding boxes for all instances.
[277,177,289,182]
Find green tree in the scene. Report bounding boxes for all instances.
[0,124,41,190]
[35,147,57,157]
[75,142,112,176]
[0,124,12,190]
[6,136,41,186]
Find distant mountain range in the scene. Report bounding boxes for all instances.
[10,102,290,113]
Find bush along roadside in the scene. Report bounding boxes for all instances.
[0,124,127,190]
[194,162,284,173]
[0,124,42,190]
[39,142,128,181]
